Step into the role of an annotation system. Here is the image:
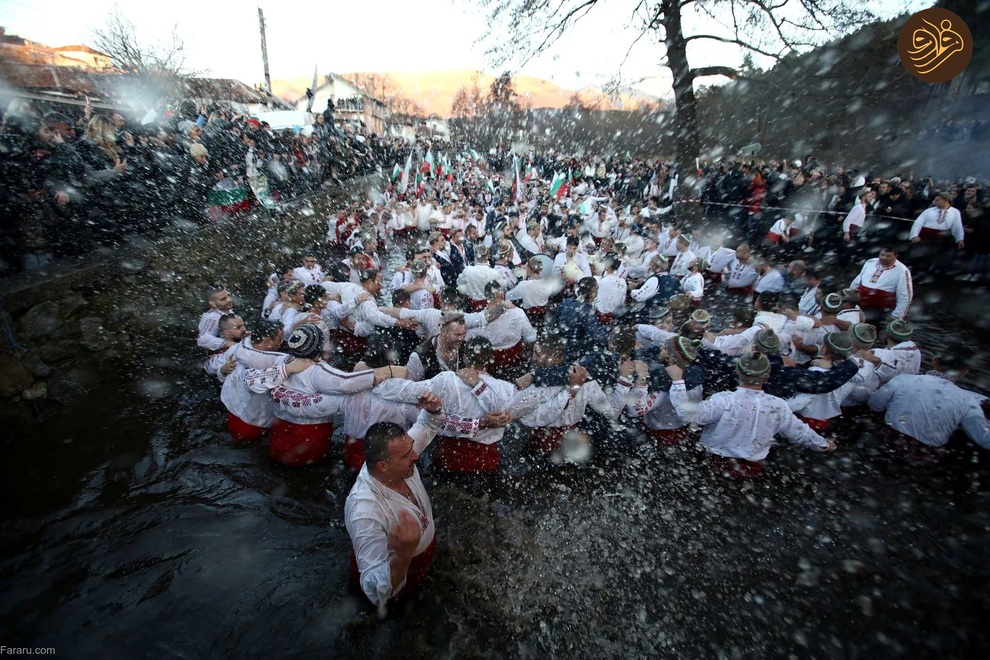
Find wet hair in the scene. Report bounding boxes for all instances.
[576,277,598,302]
[303,284,327,306]
[775,296,799,313]
[566,235,580,247]
[253,320,283,343]
[601,251,620,272]
[463,336,494,368]
[42,111,73,127]
[484,280,503,298]
[755,292,779,309]
[392,288,411,306]
[609,326,637,356]
[218,313,240,333]
[329,262,351,283]
[440,286,461,307]
[359,268,380,283]
[207,286,228,304]
[365,422,407,467]
[731,306,756,326]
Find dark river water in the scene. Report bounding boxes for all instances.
[3,212,990,657]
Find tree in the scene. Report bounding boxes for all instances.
[478,0,879,173]
[342,72,426,117]
[91,7,194,77]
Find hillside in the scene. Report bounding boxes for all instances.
[271,70,656,116]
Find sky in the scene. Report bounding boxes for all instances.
[0,0,929,98]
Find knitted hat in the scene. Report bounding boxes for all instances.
[936,191,953,202]
[737,351,771,378]
[286,324,324,360]
[851,323,877,349]
[665,335,698,369]
[886,318,914,341]
[824,331,854,358]
[822,293,844,314]
[755,329,780,354]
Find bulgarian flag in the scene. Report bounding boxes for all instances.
[391,163,402,182]
[469,149,482,163]
[486,179,496,195]
[513,154,523,203]
[397,152,412,195]
[422,151,436,177]
[549,171,566,198]
[523,164,539,182]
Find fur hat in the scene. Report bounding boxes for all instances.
[824,331,854,358]
[689,309,711,326]
[755,329,781,354]
[737,351,771,378]
[851,323,877,349]
[286,324,324,360]
[886,318,914,342]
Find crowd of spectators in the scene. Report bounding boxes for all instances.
[0,98,406,275]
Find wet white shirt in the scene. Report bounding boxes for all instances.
[594,274,628,314]
[374,372,542,445]
[517,380,630,428]
[457,265,502,301]
[670,382,829,460]
[681,272,705,301]
[266,363,376,425]
[467,307,536,350]
[787,364,858,421]
[506,278,557,309]
[345,410,442,606]
[872,341,922,384]
[220,338,285,427]
[668,249,697,279]
[869,374,990,448]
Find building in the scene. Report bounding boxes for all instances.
[296,73,388,135]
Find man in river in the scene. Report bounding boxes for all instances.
[345,391,445,608]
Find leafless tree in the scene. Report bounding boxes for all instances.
[91,7,196,77]
[477,0,878,174]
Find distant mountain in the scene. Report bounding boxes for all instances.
[271,70,658,117]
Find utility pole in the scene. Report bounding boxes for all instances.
[258,7,271,95]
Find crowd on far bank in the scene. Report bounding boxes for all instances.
[0,97,405,275]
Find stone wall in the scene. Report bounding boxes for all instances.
[0,175,381,418]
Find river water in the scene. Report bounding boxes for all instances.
[3,204,990,657]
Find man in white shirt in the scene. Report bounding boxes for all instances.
[468,281,537,379]
[753,258,784,301]
[594,252,628,324]
[667,351,834,479]
[909,191,965,274]
[667,234,697,280]
[553,235,592,279]
[869,369,990,461]
[695,234,736,287]
[345,393,445,608]
[292,254,325,285]
[198,287,236,375]
[724,243,759,296]
[849,247,913,321]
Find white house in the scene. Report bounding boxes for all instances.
[296,73,388,135]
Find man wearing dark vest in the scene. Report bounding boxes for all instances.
[405,312,468,381]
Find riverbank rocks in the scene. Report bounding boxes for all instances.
[79,318,110,352]
[0,352,34,397]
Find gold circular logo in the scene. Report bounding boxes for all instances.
[898,8,973,83]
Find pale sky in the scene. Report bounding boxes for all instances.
[0,0,927,98]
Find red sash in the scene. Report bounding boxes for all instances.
[344,435,365,471]
[393,226,415,238]
[438,228,451,238]
[269,418,334,466]
[592,236,603,246]
[726,285,753,296]
[529,425,575,455]
[524,306,547,324]
[227,412,266,443]
[642,424,692,448]
[491,341,524,369]
[468,299,487,312]
[708,454,765,480]
[350,534,438,603]
[858,285,896,311]
[432,292,442,309]
[433,436,500,473]
[919,227,949,240]
[765,232,781,244]
[595,311,613,325]
[796,415,830,431]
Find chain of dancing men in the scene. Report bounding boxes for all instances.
[196,155,990,609]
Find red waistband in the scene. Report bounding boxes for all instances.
[528,424,575,455]
[796,415,830,431]
[468,299,488,312]
[919,227,949,239]
[708,454,765,480]
[434,436,500,473]
[726,285,753,295]
[858,285,897,309]
[492,341,524,366]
